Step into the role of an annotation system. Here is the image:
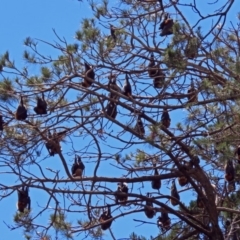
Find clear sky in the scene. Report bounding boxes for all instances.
[0,1,89,239]
[0,0,239,239]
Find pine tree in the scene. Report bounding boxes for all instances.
[0,1,240,239]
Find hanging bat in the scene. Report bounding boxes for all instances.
[170,180,180,206]
[34,93,47,115]
[225,160,235,182]
[151,162,161,190]
[148,53,158,78]
[134,115,145,137]
[45,130,62,156]
[82,61,95,88]
[157,212,171,230]
[178,176,188,187]
[71,155,85,178]
[122,74,132,97]
[144,193,155,219]
[110,25,116,42]
[153,69,165,89]
[108,73,121,100]
[99,205,113,230]
[161,108,171,128]
[0,113,5,131]
[15,96,28,120]
[17,186,31,212]
[115,182,128,205]
[159,13,174,37]
[106,101,117,119]
[177,160,191,186]
[187,82,198,103]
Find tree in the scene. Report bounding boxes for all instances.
[0,0,240,239]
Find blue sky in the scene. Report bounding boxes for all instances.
[0,1,88,239]
[0,0,239,239]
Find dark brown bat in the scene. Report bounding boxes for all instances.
[115,182,128,205]
[45,130,62,156]
[170,180,180,206]
[134,115,145,137]
[151,163,161,190]
[153,69,165,89]
[34,93,47,115]
[178,176,188,187]
[106,101,117,119]
[15,96,27,120]
[17,186,31,212]
[99,205,112,230]
[157,212,171,230]
[159,14,173,37]
[82,62,95,88]
[123,74,132,97]
[161,108,171,128]
[0,113,5,131]
[225,160,235,182]
[187,82,198,103]
[71,155,85,178]
[148,53,158,78]
[108,73,121,100]
[110,25,116,42]
[144,193,155,219]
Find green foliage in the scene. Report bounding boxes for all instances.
[75,18,100,44]
[23,50,36,63]
[27,76,42,86]
[14,210,34,233]
[135,150,147,164]
[50,212,73,240]
[164,47,186,70]
[0,78,15,102]
[41,67,52,82]
[129,232,147,240]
